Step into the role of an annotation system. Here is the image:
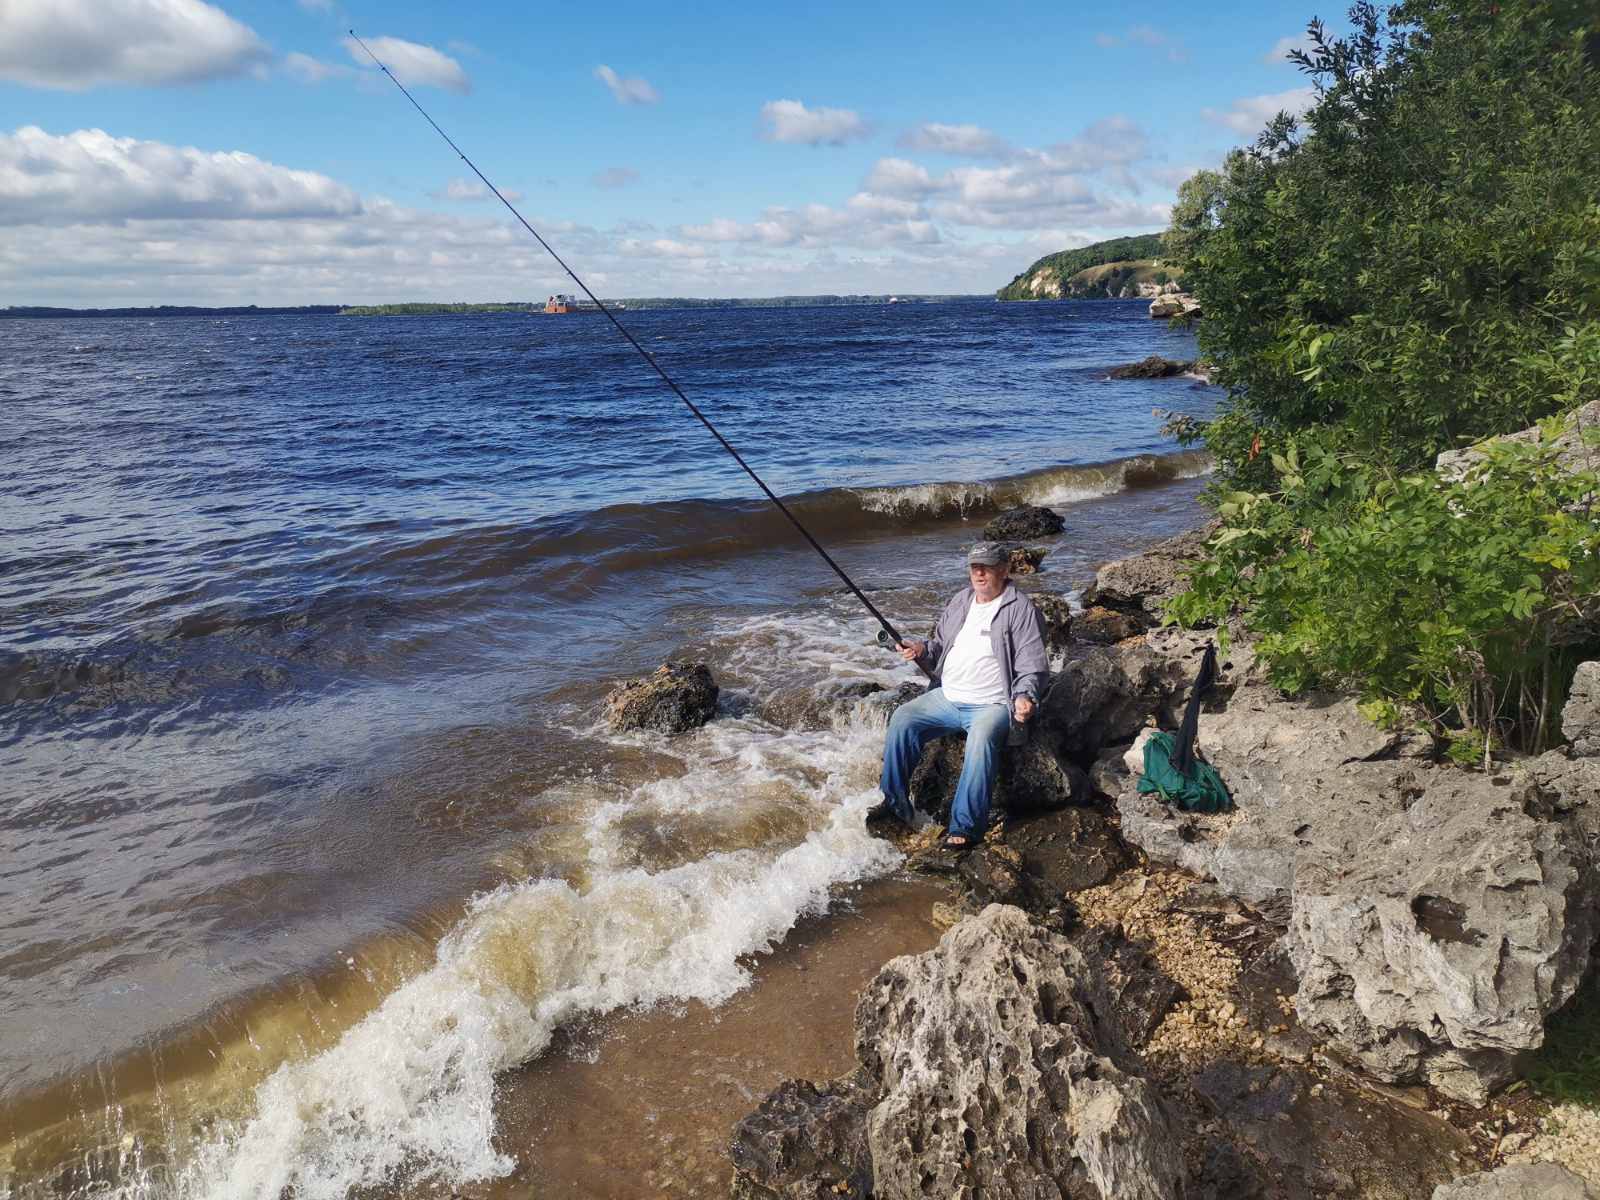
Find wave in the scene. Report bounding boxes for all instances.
[0,449,1207,710]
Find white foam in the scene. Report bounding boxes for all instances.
[852,481,993,517]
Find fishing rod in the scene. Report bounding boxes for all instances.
[348,31,929,675]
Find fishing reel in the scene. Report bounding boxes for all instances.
[875,629,901,650]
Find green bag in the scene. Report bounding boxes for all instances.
[1136,730,1233,813]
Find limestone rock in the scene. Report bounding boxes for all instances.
[856,905,1186,1200]
[1074,605,1148,644]
[1432,1162,1599,1199]
[1107,356,1195,380]
[1565,660,1600,756]
[983,505,1065,541]
[1289,770,1600,1104]
[1149,293,1202,319]
[1089,741,1134,797]
[1435,397,1600,484]
[1092,524,1215,618]
[729,1076,876,1199]
[1117,683,1427,912]
[602,661,718,733]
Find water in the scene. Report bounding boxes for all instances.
[0,298,1216,1196]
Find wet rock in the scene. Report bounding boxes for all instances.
[1003,805,1131,895]
[1289,769,1600,1105]
[1074,605,1148,644]
[1432,1162,1599,1199]
[954,844,1058,917]
[1565,660,1600,756]
[1031,591,1075,658]
[856,904,1186,1200]
[907,732,1092,825]
[760,680,883,731]
[1007,546,1047,574]
[983,505,1065,541]
[1072,925,1184,1048]
[1107,355,1195,380]
[1091,524,1216,618]
[603,661,719,734]
[729,1075,876,1199]
[1190,1058,1466,1198]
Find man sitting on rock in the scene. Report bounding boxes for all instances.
[867,541,1049,856]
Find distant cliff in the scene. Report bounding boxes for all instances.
[996,234,1180,301]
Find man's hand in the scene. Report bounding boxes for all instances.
[897,639,925,663]
[1013,696,1035,723]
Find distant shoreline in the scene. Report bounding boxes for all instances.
[3,295,994,320]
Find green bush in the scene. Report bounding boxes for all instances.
[1169,424,1600,753]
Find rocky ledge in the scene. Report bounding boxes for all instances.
[730,523,1600,1198]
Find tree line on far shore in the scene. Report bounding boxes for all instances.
[1163,0,1600,763]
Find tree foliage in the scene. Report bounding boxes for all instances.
[1170,0,1600,474]
[1164,0,1600,752]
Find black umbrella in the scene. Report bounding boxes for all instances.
[1172,641,1218,777]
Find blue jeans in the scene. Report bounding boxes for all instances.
[879,687,1011,840]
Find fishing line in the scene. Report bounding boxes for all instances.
[349,31,925,668]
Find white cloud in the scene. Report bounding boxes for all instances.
[0,126,362,225]
[593,64,659,105]
[898,123,1012,159]
[1201,87,1317,135]
[864,157,936,197]
[759,99,869,147]
[0,0,268,90]
[282,52,349,84]
[1094,24,1189,64]
[1264,33,1316,65]
[342,35,469,94]
[680,194,937,250]
[592,167,640,189]
[433,178,523,203]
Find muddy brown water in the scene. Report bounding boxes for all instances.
[450,876,946,1200]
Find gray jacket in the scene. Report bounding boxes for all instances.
[916,584,1049,703]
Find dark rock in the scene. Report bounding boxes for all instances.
[907,731,1092,828]
[1107,355,1195,380]
[1072,925,1184,1048]
[602,661,718,734]
[1074,605,1148,644]
[761,680,883,731]
[1036,648,1152,757]
[983,505,1065,541]
[1004,806,1132,895]
[954,844,1054,914]
[728,1075,875,1199]
[1007,546,1047,574]
[1190,1058,1467,1199]
[1031,591,1074,658]
[1089,741,1134,797]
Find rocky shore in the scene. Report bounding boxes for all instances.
[710,521,1600,1199]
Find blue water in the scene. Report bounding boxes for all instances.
[0,298,1216,1180]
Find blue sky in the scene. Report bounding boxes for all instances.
[0,0,1329,305]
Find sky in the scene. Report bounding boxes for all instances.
[0,0,1329,306]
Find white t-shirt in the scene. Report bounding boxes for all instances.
[940,593,1008,705]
